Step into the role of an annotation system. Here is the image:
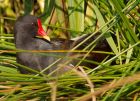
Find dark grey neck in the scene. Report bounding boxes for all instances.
[15,32,36,50]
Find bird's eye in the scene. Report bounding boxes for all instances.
[31,22,37,27]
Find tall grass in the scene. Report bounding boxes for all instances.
[0,0,140,100]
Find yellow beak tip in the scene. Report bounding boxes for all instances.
[36,35,51,41]
[43,35,51,41]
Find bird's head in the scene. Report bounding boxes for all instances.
[14,15,50,42]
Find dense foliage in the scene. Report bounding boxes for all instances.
[0,0,140,100]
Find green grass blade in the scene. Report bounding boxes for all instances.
[68,0,84,36]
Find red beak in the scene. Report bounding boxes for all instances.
[37,19,50,41]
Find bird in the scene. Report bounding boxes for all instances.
[14,15,111,75]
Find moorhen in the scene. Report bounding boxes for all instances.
[14,15,110,75]
[14,15,72,74]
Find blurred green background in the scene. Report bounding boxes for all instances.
[0,0,140,100]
